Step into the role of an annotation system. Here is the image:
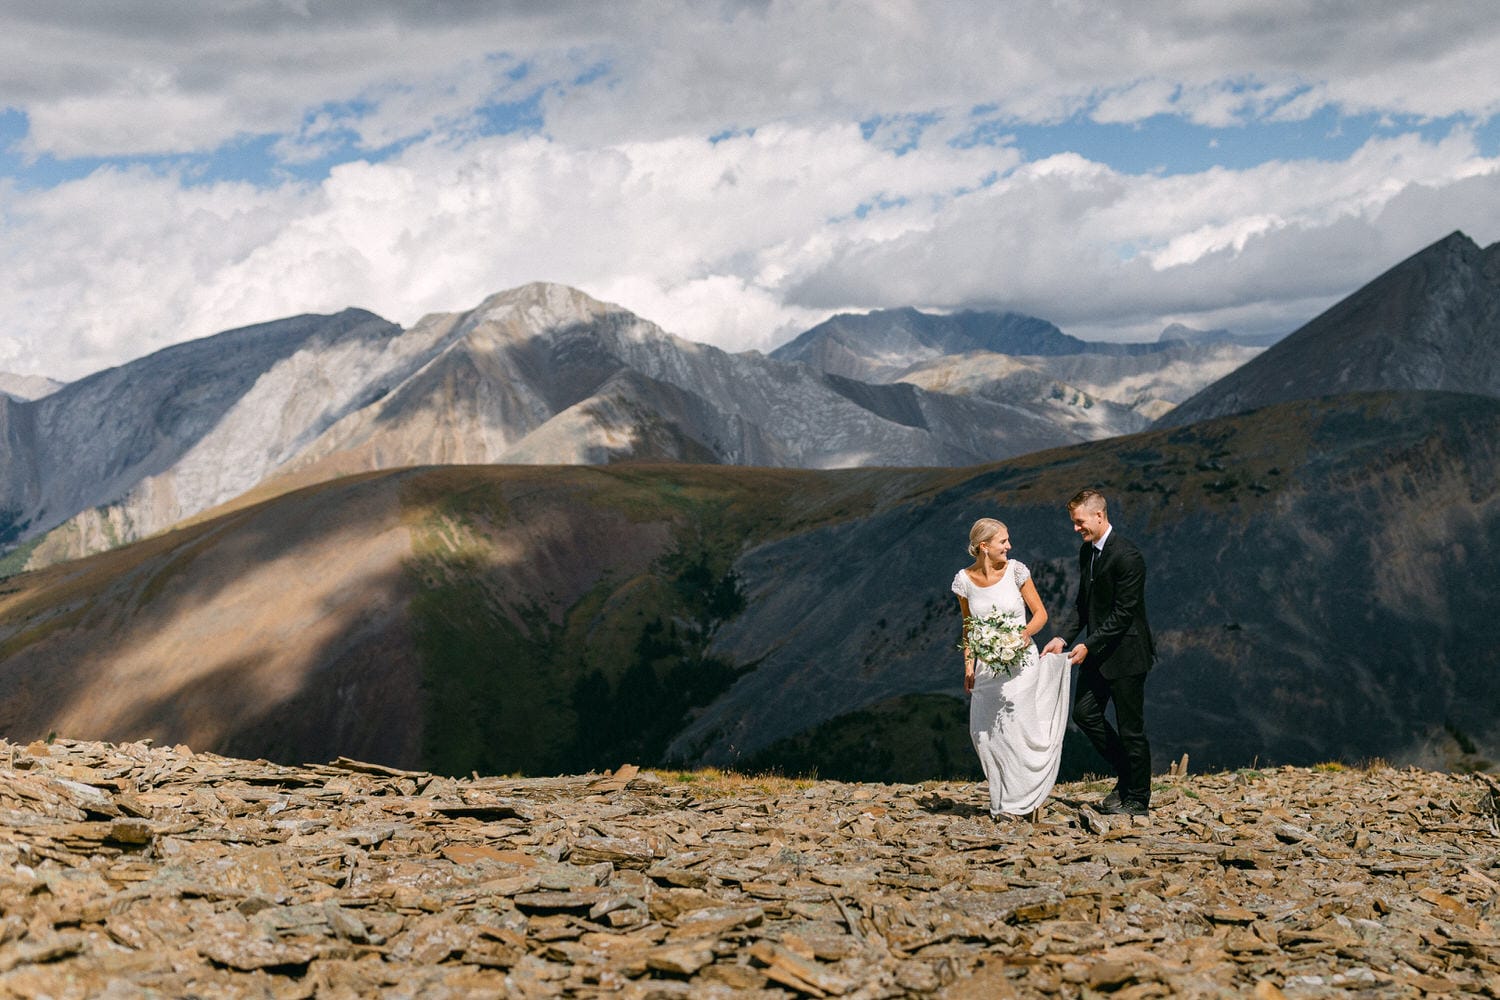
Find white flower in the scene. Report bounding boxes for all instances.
[959,610,1028,677]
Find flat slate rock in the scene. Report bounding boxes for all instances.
[2,737,1499,997]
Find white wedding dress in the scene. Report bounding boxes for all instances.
[952,561,1070,817]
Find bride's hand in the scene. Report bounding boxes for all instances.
[964,667,975,694]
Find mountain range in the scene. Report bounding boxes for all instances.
[772,307,1264,431]
[1,229,1498,780]
[0,286,1252,572]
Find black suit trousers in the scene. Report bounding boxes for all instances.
[1072,667,1151,806]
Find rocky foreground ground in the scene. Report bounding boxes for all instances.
[1,739,1498,999]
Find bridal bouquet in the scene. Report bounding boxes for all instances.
[960,610,1028,677]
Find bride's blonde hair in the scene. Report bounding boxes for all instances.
[967,517,1006,557]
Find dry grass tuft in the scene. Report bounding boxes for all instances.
[654,767,820,796]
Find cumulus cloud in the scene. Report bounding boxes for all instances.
[0,123,1015,377]
[2,1,1500,378]
[0,2,580,158]
[8,2,1500,157]
[788,129,1500,337]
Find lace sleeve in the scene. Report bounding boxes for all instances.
[950,570,968,598]
[1013,560,1031,586]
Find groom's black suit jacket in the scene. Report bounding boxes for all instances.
[1058,532,1156,680]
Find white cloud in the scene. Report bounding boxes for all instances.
[0,167,310,376]
[0,123,1014,377]
[1,3,587,159]
[6,121,1500,380]
[1091,80,1180,125]
[786,129,1500,335]
[7,2,1500,159]
[3,2,1500,379]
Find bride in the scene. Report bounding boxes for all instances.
[951,517,1070,820]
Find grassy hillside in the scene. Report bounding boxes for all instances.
[0,463,963,775]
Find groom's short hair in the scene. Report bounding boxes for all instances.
[1068,488,1107,513]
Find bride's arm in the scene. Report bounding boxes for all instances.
[957,595,974,659]
[957,596,976,691]
[1019,578,1048,643]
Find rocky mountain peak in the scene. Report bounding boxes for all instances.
[1157,230,1500,427]
[438,282,666,358]
[473,281,618,327]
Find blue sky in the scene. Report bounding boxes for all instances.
[3,1,1500,381]
[1009,110,1500,177]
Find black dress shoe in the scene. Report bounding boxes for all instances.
[1118,801,1149,817]
[1098,791,1124,814]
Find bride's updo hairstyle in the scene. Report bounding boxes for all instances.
[967,518,1006,558]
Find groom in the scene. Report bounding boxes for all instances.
[1044,488,1156,817]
